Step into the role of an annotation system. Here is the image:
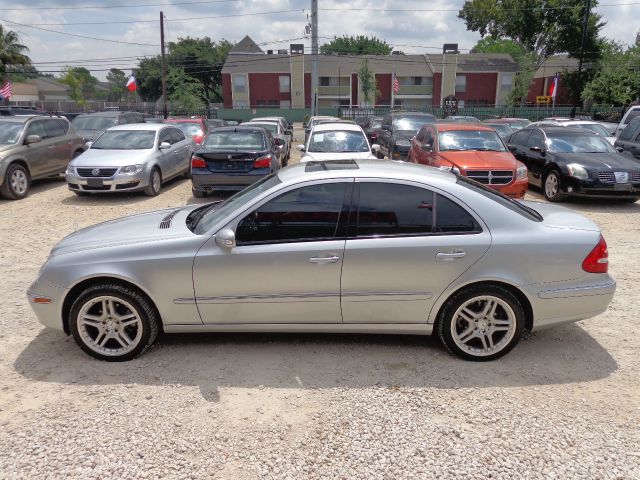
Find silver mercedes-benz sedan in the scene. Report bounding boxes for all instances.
[29,159,615,361]
[65,124,194,196]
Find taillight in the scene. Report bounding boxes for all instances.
[253,155,271,169]
[194,135,204,144]
[191,155,206,168]
[582,235,608,273]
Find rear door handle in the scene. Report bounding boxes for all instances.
[436,250,467,261]
[309,256,340,264]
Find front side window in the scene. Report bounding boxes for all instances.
[204,131,265,149]
[158,129,173,145]
[91,130,156,150]
[25,121,48,139]
[308,130,369,153]
[510,129,531,146]
[525,130,545,149]
[236,182,349,245]
[438,130,506,152]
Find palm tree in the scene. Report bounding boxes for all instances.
[0,25,31,82]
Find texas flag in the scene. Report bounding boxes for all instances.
[126,75,137,92]
[549,74,559,99]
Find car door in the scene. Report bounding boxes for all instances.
[23,119,57,178]
[170,128,191,173]
[340,180,490,324]
[43,119,72,172]
[192,180,353,324]
[507,129,531,163]
[409,127,425,163]
[378,116,391,156]
[524,129,547,185]
[156,128,176,177]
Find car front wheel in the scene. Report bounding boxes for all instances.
[1,163,31,200]
[144,167,162,196]
[543,170,565,202]
[69,284,160,361]
[437,285,525,361]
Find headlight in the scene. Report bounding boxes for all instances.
[566,163,589,180]
[516,165,527,180]
[438,165,461,175]
[65,163,75,174]
[395,140,411,147]
[119,164,143,175]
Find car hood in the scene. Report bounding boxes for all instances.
[50,206,199,256]
[522,201,599,231]
[73,148,155,166]
[439,151,517,170]
[300,152,377,162]
[552,152,640,170]
[0,143,20,154]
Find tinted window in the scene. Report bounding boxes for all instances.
[619,118,640,141]
[354,183,434,237]
[44,120,66,138]
[623,108,640,124]
[25,121,47,138]
[510,130,531,145]
[159,129,173,145]
[435,195,480,233]
[57,119,70,134]
[171,128,186,143]
[526,130,545,148]
[236,183,348,245]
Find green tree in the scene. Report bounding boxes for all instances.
[470,36,523,60]
[135,57,163,102]
[167,67,205,111]
[582,43,640,105]
[459,0,605,102]
[358,59,376,105]
[0,25,31,82]
[59,67,98,105]
[106,68,129,102]
[321,35,393,55]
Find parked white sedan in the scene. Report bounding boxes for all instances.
[297,123,380,162]
[66,124,194,196]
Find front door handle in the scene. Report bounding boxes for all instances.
[309,256,340,264]
[436,250,467,261]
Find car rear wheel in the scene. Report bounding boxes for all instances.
[69,284,159,361]
[543,170,565,202]
[144,168,161,196]
[1,163,31,200]
[437,285,525,361]
[192,188,206,198]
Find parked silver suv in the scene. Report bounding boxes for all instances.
[0,116,85,200]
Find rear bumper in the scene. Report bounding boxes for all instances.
[191,168,270,192]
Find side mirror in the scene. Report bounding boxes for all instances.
[277,144,285,151]
[84,141,93,149]
[507,144,517,152]
[302,123,308,129]
[371,144,381,152]
[25,134,42,145]
[529,146,545,156]
[616,146,624,153]
[421,144,433,152]
[296,144,306,152]
[159,141,171,149]
[215,228,236,249]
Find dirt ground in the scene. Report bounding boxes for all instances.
[0,127,639,478]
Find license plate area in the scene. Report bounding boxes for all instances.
[614,183,631,191]
[87,179,103,187]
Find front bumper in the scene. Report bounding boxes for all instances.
[390,144,410,160]
[66,170,147,193]
[495,177,529,199]
[562,177,640,199]
[191,168,269,192]
[27,278,66,331]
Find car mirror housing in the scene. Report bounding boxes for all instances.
[421,144,433,152]
[371,144,381,152]
[215,228,236,249]
[159,141,171,150]
[616,147,624,153]
[25,134,42,145]
[296,144,306,152]
[507,144,517,152]
[84,141,93,149]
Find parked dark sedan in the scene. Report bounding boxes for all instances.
[508,126,640,202]
[614,116,640,160]
[376,112,437,160]
[483,122,515,141]
[190,126,283,197]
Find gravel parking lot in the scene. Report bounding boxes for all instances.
[0,126,639,479]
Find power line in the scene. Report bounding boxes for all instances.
[0,0,243,11]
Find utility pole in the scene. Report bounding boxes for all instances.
[311,0,318,117]
[160,11,168,119]
[571,0,592,118]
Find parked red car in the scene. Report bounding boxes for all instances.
[163,117,207,145]
[408,123,529,199]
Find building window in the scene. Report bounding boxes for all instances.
[279,75,290,93]
[501,73,514,93]
[320,77,348,87]
[455,75,466,93]
[233,100,248,109]
[232,75,246,93]
[398,76,433,86]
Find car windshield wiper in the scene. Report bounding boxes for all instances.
[186,200,224,231]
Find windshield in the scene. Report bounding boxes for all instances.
[203,131,265,149]
[393,116,434,132]
[438,130,506,152]
[0,123,24,145]
[547,133,615,153]
[91,130,156,150]
[72,116,117,131]
[370,119,382,129]
[569,123,611,137]
[308,130,369,153]
[165,122,203,137]
[190,174,282,234]
[486,124,513,137]
[247,123,277,134]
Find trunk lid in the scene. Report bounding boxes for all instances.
[197,150,263,173]
[522,201,600,231]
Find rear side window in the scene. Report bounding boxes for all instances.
[509,129,531,145]
[352,183,480,238]
[623,108,640,124]
[56,119,69,134]
[44,120,66,138]
[171,128,186,143]
[619,118,640,142]
[236,182,349,245]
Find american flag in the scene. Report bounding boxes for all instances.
[0,81,12,100]
[392,72,399,94]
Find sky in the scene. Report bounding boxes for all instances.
[1,0,638,81]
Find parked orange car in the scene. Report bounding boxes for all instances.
[408,123,529,198]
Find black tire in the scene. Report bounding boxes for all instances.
[542,170,566,202]
[0,163,31,200]
[144,167,162,196]
[183,168,191,179]
[68,283,160,362]
[437,284,525,361]
[621,198,638,203]
[376,150,384,159]
[192,188,206,198]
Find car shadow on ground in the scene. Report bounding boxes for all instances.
[15,323,617,401]
[59,176,191,207]
[0,177,65,205]
[526,186,640,213]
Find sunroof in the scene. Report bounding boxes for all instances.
[304,159,360,172]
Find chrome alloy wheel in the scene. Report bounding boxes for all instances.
[152,170,161,193]
[11,169,28,195]
[450,295,517,357]
[545,172,559,199]
[77,296,143,357]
